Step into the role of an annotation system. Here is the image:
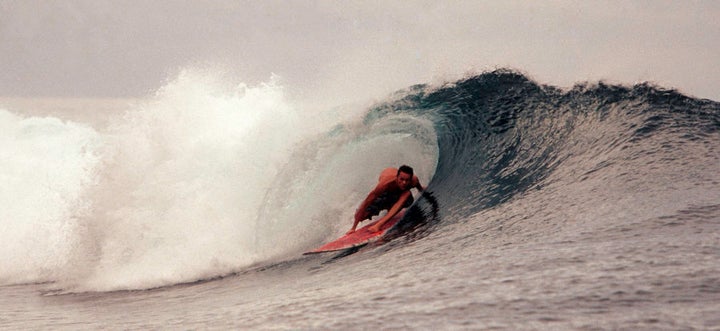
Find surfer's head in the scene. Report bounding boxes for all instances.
[396,165,414,190]
[397,165,414,177]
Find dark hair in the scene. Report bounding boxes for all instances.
[397,165,414,176]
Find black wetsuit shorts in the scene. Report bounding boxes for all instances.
[363,191,414,219]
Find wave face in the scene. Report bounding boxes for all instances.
[376,70,719,230]
[1,69,718,293]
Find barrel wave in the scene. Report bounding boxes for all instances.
[379,70,719,235]
[2,69,719,328]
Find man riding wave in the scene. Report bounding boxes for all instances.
[347,165,424,234]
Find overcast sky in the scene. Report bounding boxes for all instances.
[1,0,719,104]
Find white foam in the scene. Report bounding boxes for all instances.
[0,69,438,292]
[0,109,102,285]
[69,69,310,291]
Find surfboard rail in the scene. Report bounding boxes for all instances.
[303,211,404,255]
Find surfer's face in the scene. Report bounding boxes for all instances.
[396,172,412,190]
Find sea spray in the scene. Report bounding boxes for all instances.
[70,70,308,291]
[0,109,102,285]
[0,68,440,292]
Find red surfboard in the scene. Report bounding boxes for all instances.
[303,211,404,255]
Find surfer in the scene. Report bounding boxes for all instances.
[347,165,424,234]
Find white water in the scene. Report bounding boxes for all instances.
[0,110,101,285]
[0,69,438,292]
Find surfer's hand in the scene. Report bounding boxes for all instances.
[368,225,380,233]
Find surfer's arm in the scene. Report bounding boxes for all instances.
[348,212,364,234]
[368,191,411,232]
[413,175,424,192]
[348,189,380,234]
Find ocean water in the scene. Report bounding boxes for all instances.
[1,70,719,329]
